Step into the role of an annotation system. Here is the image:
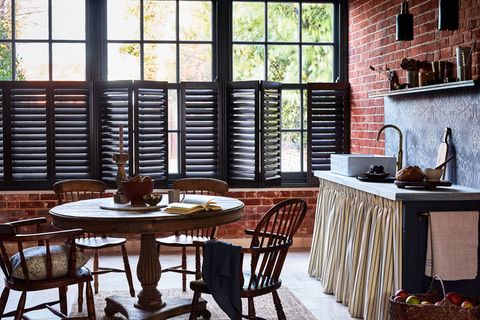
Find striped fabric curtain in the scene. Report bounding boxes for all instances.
[308,179,403,320]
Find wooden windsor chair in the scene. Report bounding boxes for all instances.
[189,198,307,320]
[52,179,135,312]
[0,217,96,319]
[156,178,229,291]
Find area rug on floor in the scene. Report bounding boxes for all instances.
[70,287,317,319]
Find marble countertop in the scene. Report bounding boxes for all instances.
[314,171,480,201]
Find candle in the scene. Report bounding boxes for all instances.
[119,124,124,154]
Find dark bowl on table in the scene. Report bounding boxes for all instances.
[122,178,154,205]
[362,172,390,180]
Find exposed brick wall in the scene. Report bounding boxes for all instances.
[349,0,480,153]
[0,188,318,250]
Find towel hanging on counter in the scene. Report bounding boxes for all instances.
[425,211,479,281]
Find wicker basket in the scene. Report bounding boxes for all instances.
[389,275,480,320]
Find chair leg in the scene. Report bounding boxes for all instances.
[14,291,26,320]
[182,246,187,292]
[78,281,84,312]
[272,290,286,320]
[86,280,96,320]
[0,287,10,316]
[247,297,256,320]
[189,291,201,320]
[59,286,68,316]
[156,243,160,257]
[93,249,99,294]
[121,244,135,297]
[195,246,201,280]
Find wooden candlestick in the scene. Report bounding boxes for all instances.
[113,153,129,204]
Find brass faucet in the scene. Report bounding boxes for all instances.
[376,124,403,172]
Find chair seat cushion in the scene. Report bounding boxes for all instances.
[75,236,126,249]
[156,234,210,246]
[10,245,90,280]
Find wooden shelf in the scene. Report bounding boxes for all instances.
[369,80,478,98]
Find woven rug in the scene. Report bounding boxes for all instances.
[70,287,317,319]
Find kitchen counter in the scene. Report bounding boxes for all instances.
[309,171,480,320]
[314,170,480,201]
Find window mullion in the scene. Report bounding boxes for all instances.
[10,0,15,80]
[140,0,144,80]
[48,0,53,81]
[264,0,267,81]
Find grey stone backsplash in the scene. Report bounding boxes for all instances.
[384,87,480,188]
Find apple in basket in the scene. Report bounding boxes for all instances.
[406,295,421,305]
[394,289,409,301]
[446,292,463,306]
[122,175,154,205]
[461,300,475,310]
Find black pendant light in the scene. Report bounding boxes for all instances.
[396,0,414,41]
[438,0,459,30]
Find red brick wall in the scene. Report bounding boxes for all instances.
[0,188,317,249]
[349,0,480,153]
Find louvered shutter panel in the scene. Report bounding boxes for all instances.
[227,81,282,187]
[260,82,281,186]
[10,86,49,181]
[96,81,132,183]
[180,82,222,178]
[307,83,350,183]
[53,83,92,180]
[135,82,168,187]
[226,81,260,187]
[0,88,3,181]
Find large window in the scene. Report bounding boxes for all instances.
[0,0,86,81]
[106,0,215,175]
[0,0,344,188]
[232,1,337,176]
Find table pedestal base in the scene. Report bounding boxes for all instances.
[105,295,210,320]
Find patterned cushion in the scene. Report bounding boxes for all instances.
[10,245,90,280]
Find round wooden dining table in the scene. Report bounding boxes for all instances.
[50,195,244,319]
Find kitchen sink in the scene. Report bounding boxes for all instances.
[330,154,397,177]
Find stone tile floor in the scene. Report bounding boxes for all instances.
[0,251,355,319]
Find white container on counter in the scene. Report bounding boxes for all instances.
[330,154,397,177]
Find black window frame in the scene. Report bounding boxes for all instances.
[0,0,347,190]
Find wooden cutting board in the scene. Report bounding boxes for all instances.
[436,128,451,179]
[394,180,452,190]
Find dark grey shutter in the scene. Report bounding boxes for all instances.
[307,83,350,183]
[0,82,93,188]
[10,86,49,181]
[96,81,132,183]
[95,81,168,187]
[0,88,3,181]
[226,81,259,187]
[260,82,281,186]
[226,81,282,187]
[135,82,168,187]
[53,83,92,180]
[180,82,222,178]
